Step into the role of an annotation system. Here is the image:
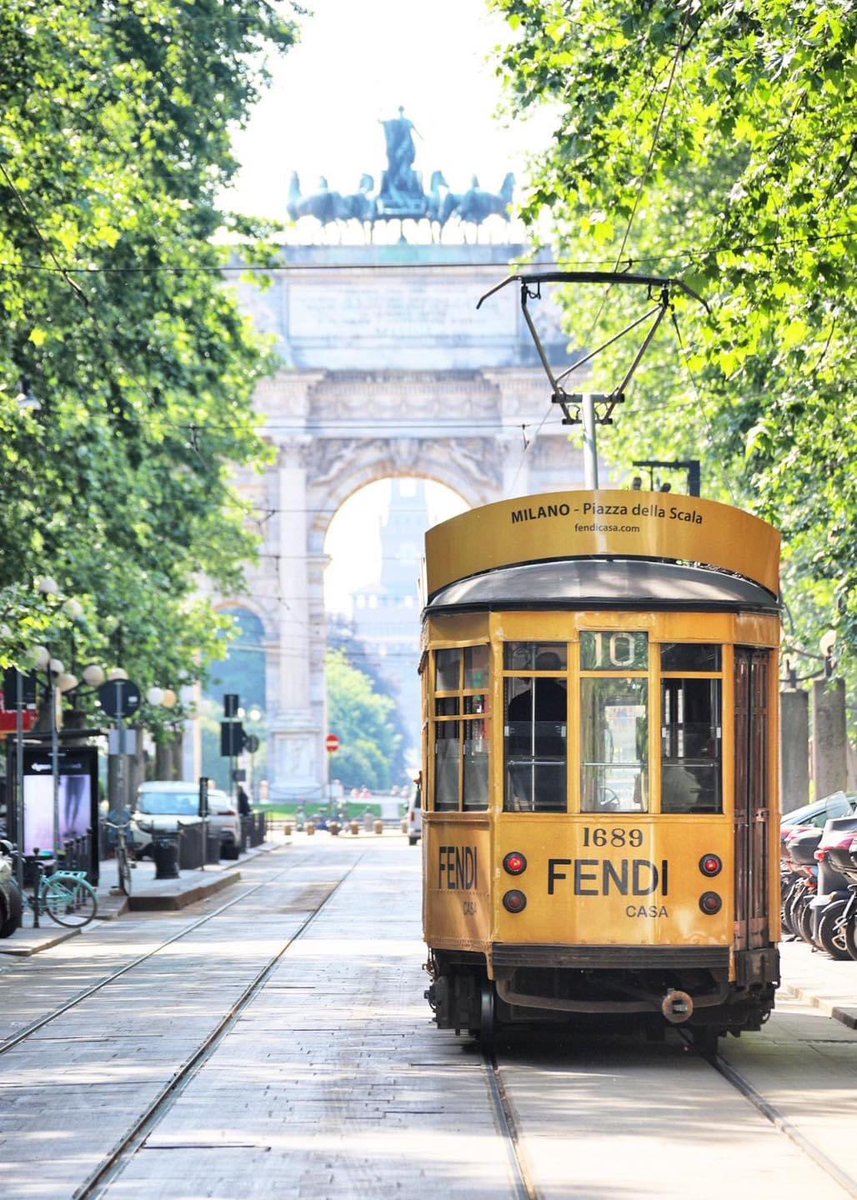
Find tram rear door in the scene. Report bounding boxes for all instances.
[734,647,773,950]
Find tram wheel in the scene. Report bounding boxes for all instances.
[816,900,852,960]
[479,981,496,1053]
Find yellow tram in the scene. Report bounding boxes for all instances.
[420,489,781,1050]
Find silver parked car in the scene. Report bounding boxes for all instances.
[130,781,242,861]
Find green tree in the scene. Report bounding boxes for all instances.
[0,0,299,708]
[326,650,404,792]
[493,0,857,672]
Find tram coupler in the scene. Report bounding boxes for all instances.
[661,989,694,1024]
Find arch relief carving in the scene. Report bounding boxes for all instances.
[305,436,501,536]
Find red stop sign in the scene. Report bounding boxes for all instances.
[325,733,340,753]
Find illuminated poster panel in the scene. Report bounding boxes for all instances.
[14,746,100,882]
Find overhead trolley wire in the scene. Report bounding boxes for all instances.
[0,228,853,280]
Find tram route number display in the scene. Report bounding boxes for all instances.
[581,631,648,671]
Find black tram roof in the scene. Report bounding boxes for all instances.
[424,557,780,616]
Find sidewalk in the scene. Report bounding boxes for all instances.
[779,936,857,1029]
[0,840,281,957]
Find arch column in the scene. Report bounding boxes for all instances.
[269,438,321,800]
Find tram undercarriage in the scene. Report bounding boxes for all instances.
[426,947,778,1044]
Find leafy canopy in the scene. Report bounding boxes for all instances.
[0,0,299,715]
[492,0,857,670]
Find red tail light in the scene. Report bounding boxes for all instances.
[699,854,722,877]
[815,849,829,862]
[699,891,722,915]
[503,851,527,876]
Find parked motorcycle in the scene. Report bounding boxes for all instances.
[817,821,857,961]
[781,825,823,943]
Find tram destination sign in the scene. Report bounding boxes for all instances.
[425,489,781,599]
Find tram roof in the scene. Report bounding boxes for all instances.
[425,557,780,615]
[424,490,780,599]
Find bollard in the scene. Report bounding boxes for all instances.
[350,820,360,836]
[153,835,180,880]
[306,821,316,836]
[374,819,384,835]
[401,819,408,834]
[284,822,292,837]
[329,821,341,837]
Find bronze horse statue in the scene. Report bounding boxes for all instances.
[287,168,515,241]
[336,174,377,231]
[426,171,449,240]
[441,173,515,229]
[287,173,342,227]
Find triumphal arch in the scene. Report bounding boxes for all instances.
[227,242,588,800]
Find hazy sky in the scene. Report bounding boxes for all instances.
[226,0,550,223]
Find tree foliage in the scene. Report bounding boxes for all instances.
[492,0,857,670]
[326,650,404,793]
[0,0,299,712]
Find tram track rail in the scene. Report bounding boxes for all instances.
[71,855,363,1200]
[0,853,299,1057]
[482,1022,857,1200]
[482,1049,538,1200]
[706,1046,857,1200]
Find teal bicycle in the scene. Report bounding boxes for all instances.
[5,846,98,929]
[35,867,97,928]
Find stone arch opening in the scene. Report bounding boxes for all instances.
[324,475,468,772]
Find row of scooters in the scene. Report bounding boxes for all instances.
[781,803,857,960]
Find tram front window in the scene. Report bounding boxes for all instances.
[504,647,567,813]
[581,678,648,812]
[661,676,722,813]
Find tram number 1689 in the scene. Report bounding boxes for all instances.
[582,827,644,848]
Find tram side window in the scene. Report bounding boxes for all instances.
[580,631,649,813]
[661,645,723,814]
[504,643,568,813]
[432,646,490,812]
